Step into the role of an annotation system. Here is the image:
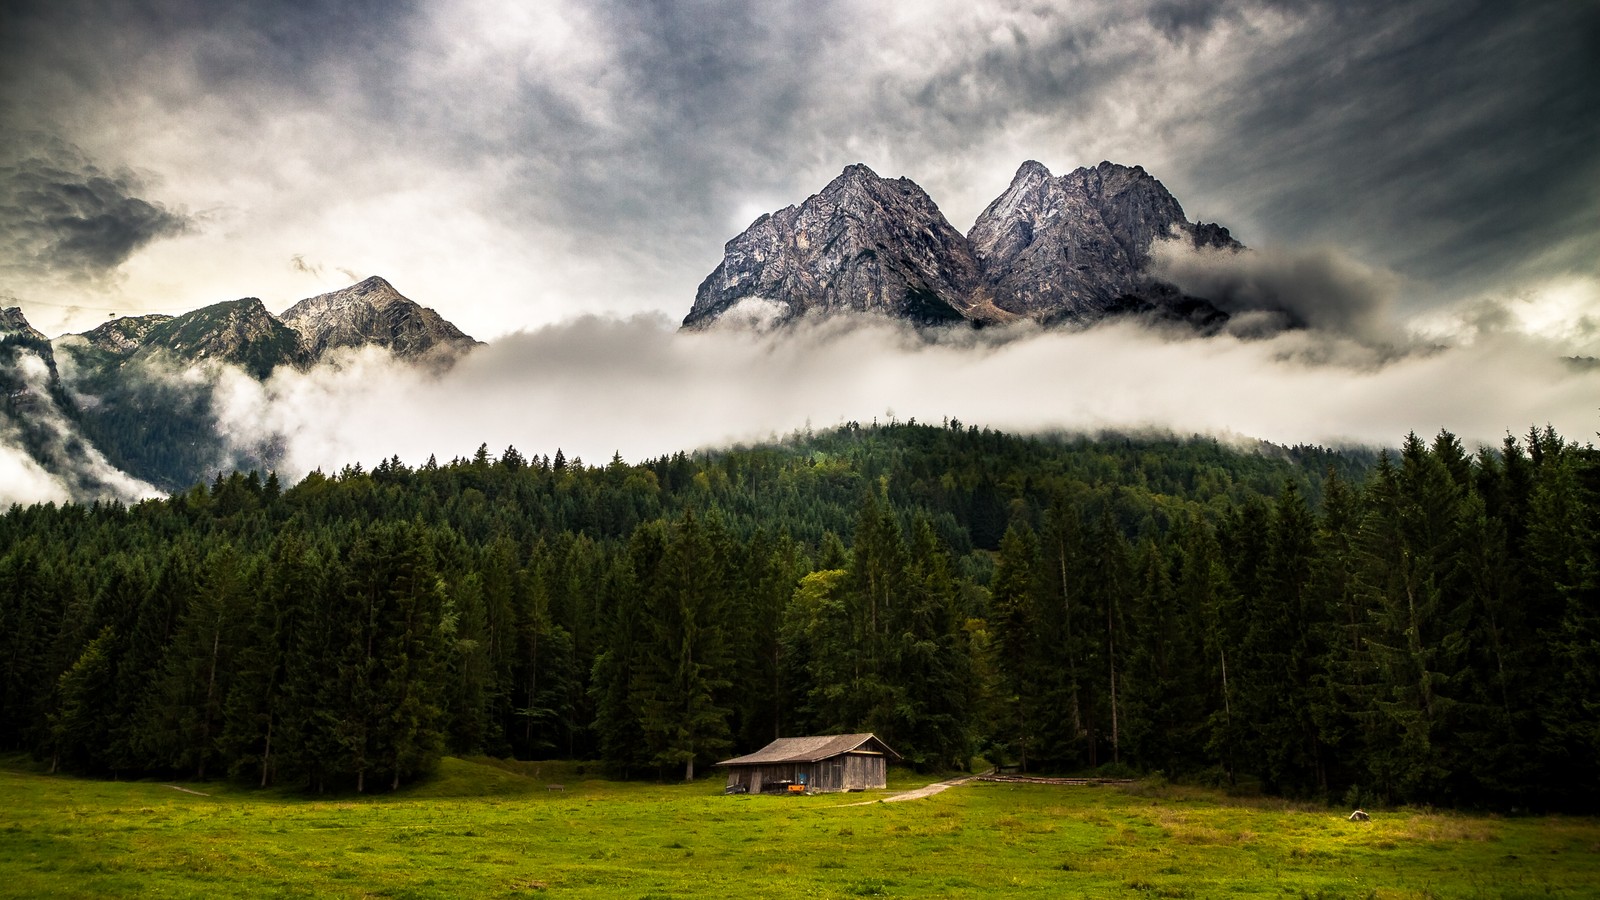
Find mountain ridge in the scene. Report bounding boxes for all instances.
[1,277,480,498]
[280,275,480,361]
[683,160,1241,330]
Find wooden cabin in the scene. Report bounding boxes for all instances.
[716,733,899,794]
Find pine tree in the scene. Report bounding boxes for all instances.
[593,532,657,777]
[119,541,200,771]
[782,567,853,735]
[1035,497,1090,768]
[1236,482,1322,794]
[1084,507,1133,768]
[990,519,1043,769]
[889,516,975,769]
[222,534,321,786]
[1530,440,1600,808]
[0,539,67,754]
[1180,515,1240,784]
[49,627,117,773]
[375,523,449,789]
[632,511,732,780]
[847,487,909,732]
[150,545,250,779]
[1306,468,1374,799]
[1122,537,1205,776]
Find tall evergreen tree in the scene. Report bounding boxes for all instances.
[1122,537,1205,776]
[632,511,733,780]
[222,534,321,786]
[990,519,1043,769]
[888,516,975,770]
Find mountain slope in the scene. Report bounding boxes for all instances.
[1,307,158,503]
[970,160,1240,321]
[682,165,994,329]
[684,160,1242,330]
[136,298,311,379]
[279,275,479,359]
[30,277,479,497]
[76,313,173,356]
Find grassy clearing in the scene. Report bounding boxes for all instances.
[1,757,1596,899]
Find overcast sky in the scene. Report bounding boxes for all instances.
[3,0,1596,339]
[1,0,1597,499]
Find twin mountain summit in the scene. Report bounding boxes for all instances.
[3,160,1249,497]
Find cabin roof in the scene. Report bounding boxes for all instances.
[715,733,900,766]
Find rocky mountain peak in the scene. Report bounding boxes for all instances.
[967,160,1242,321]
[1001,159,1055,200]
[1,306,48,343]
[279,276,479,360]
[681,165,983,329]
[837,162,880,183]
[687,159,1244,330]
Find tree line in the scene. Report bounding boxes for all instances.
[0,422,1594,809]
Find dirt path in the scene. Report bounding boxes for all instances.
[835,771,990,807]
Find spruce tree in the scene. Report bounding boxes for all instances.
[632,511,732,780]
[990,519,1043,770]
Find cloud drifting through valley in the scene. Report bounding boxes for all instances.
[205,306,1599,486]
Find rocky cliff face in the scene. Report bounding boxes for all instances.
[2,306,51,344]
[685,160,1241,330]
[3,305,66,424]
[2,305,63,407]
[682,165,991,329]
[279,276,479,360]
[970,161,1240,321]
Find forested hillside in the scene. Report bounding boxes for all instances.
[1,423,1595,810]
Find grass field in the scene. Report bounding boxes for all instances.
[2,757,1597,899]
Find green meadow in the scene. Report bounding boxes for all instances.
[2,758,1596,899]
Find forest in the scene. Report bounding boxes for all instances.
[0,421,1595,810]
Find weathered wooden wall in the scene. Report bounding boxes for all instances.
[725,763,806,793]
[724,752,886,793]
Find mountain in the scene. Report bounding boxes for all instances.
[45,298,315,490]
[138,298,311,379]
[682,165,991,328]
[3,305,55,347]
[279,275,480,360]
[76,313,174,355]
[970,160,1240,323]
[3,277,480,499]
[1,306,158,503]
[683,160,1241,330]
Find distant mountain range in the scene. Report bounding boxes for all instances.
[60,276,477,379]
[1,276,478,498]
[682,160,1240,330]
[4,160,1244,503]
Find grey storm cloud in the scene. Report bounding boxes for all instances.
[0,134,190,280]
[1175,0,1600,304]
[469,0,1600,305]
[3,0,1598,505]
[1149,239,1399,345]
[0,0,422,97]
[0,0,1595,335]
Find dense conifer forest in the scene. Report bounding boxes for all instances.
[1,422,1595,810]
